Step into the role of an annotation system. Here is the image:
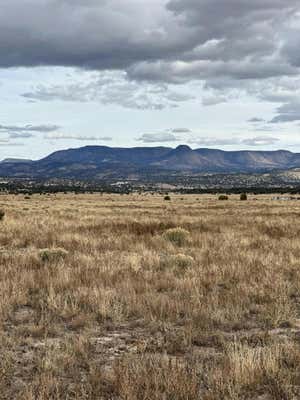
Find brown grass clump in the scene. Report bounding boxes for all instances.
[0,192,299,398]
[114,355,200,400]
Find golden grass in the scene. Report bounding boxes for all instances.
[0,192,300,399]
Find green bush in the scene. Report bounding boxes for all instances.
[218,195,228,201]
[163,228,190,246]
[240,193,247,201]
[0,209,5,221]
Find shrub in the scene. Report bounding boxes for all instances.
[218,195,228,201]
[163,228,190,246]
[171,253,194,270]
[164,195,171,201]
[240,193,247,201]
[0,209,5,221]
[39,247,69,263]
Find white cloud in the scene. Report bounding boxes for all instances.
[137,132,180,143]
[45,133,112,141]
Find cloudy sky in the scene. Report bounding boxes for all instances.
[1,0,300,159]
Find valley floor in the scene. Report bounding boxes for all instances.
[0,193,300,399]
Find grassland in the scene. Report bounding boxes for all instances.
[0,193,300,399]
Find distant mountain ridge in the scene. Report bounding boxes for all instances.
[1,145,300,179]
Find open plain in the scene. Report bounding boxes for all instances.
[0,193,300,399]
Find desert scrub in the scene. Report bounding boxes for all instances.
[218,195,228,201]
[159,253,194,272]
[39,247,69,263]
[171,253,194,270]
[163,228,190,246]
[0,209,4,221]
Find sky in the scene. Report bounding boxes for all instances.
[1,0,300,160]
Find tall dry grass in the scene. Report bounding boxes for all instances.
[0,193,299,398]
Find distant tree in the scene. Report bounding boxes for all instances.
[218,195,228,201]
[240,193,247,201]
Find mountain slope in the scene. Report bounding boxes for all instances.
[0,158,33,164]
[1,145,300,179]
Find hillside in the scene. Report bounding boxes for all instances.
[1,145,300,179]
[0,158,33,164]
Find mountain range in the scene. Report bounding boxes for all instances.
[1,145,300,180]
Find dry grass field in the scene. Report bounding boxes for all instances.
[0,192,300,399]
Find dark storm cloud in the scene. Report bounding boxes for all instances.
[0,0,195,70]
[2,0,300,117]
[269,101,300,123]
[127,58,298,84]
[281,29,300,68]
[127,0,300,82]
[0,0,299,84]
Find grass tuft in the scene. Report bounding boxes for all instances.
[38,247,69,263]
